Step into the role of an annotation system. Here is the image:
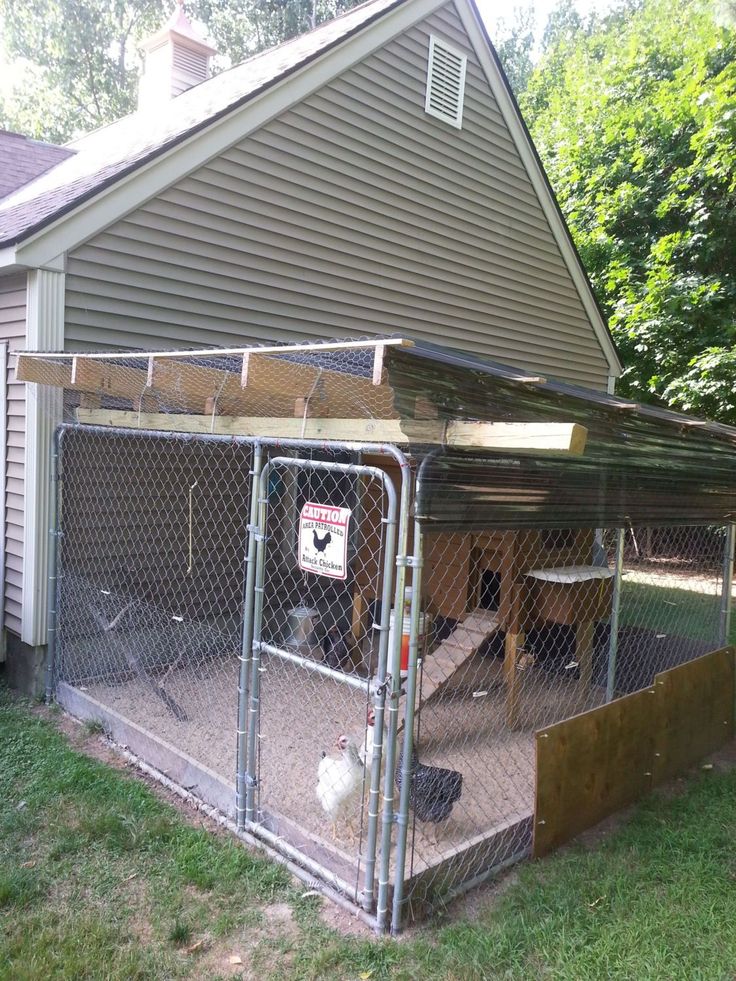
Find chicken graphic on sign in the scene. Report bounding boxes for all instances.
[299,503,351,580]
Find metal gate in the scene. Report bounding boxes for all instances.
[51,426,414,930]
[238,453,399,914]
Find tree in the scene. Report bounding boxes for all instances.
[0,0,166,141]
[0,0,359,142]
[490,4,535,95]
[523,0,736,423]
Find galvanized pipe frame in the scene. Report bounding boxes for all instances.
[247,453,399,915]
[44,425,63,703]
[606,527,626,702]
[235,442,262,829]
[719,524,735,648]
[388,447,441,932]
[258,641,373,692]
[46,423,413,933]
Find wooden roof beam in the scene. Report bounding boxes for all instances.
[75,409,588,454]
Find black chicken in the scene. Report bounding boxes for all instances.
[395,741,463,829]
[323,626,352,671]
[313,529,332,552]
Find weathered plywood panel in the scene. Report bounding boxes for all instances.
[534,687,657,856]
[535,646,736,857]
[653,647,735,784]
[423,532,471,618]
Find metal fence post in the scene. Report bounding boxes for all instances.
[606,527,625,702]
[375,458,412,934]
[236,441,262,830]
[245,457,270,825]
[361,477,398,913]
[390,516,424,934]
[719,523,735,648]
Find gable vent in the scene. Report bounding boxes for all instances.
[425,35,467,129]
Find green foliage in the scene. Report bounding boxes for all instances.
[490,4,535,94]
[0,0,167,141]
[0,0,360,142]
[525,0,736,422]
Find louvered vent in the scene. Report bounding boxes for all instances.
[425,35,467,129]
[173,44,209,81]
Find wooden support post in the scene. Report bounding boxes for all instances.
[414,396,438,420]
[294,396,329,418]
[504,631,524,729]
[351,593,366,645]
[576,619,595,693]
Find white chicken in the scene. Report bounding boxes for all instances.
[316,733,364,839]
[359,705,378,775]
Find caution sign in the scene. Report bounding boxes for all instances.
[298,502,352,580]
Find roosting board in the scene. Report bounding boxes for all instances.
[534,645,735,857]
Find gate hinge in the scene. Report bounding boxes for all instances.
[395,555,422,569]
[370,674,392,699]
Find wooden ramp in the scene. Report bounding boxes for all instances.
[407,609,501,723]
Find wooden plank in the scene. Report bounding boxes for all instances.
[57,682,237,818]
[16,354,73,387]
[652,647,735,785]
[17,337,415,361]
[534,686,658,857]
[403,420,588,454]
[75,409,416,441]
[241,353,395,419]
[74,410,589,453]
[72,357,154,403]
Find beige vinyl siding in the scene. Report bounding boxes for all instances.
[65,1,610,389]
[0,273,26,635]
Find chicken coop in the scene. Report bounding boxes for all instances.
[19,337,736,933]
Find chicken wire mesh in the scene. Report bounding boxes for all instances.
[393,522,729,918]
[245,452,398,908]
[48,418,734,931]
[54,427,254,785]
[24,342,399,428]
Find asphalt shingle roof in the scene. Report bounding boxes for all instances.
[0,0,403,247]
[0,130,75,203]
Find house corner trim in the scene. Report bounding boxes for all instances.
[22,268,65,647]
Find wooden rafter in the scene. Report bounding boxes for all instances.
[17,349,399,420]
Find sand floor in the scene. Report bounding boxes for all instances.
[86,650,607,880]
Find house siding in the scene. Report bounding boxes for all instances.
[64,1,610,389]
[0,273,26,636]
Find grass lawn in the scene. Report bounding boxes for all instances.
[620,578,736,645]
[3,686,736,979]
